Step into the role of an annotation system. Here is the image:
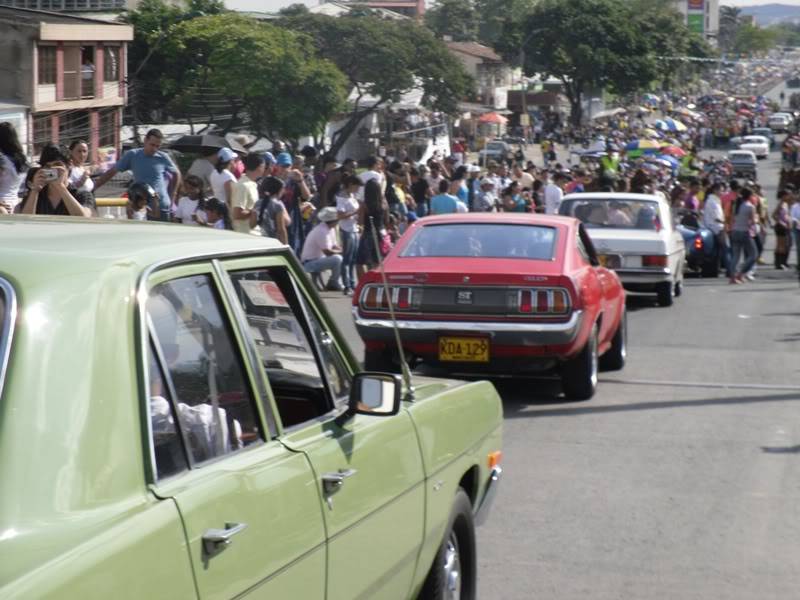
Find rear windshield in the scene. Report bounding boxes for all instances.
[400,223,557,260]
[560,198,661,230]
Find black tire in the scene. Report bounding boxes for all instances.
[656,281,674,307]
[363,350,400,373]
[419,488,476,600]
[674,280,683,297]
[701,258,719,278]
[561,325,598,400]
[600,310,626,372]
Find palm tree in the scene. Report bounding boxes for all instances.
[719,5,742,52]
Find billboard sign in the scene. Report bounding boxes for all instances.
[688,0,704,9]
[687,13,704,35]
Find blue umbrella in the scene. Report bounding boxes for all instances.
[655,118,688,133]
[655,154,680,173]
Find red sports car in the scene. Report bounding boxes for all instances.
[353,213,627,399]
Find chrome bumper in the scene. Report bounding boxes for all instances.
[475,466,502,526]
[616,267,672,286]
[353,309,583,346]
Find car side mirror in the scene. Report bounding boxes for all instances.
[347,373,402,417]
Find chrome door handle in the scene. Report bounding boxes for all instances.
[202,522,248,556]
[322,468,357,495]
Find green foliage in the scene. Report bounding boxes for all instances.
[282,13,472,155]
[162,14,347,139]
[474,0,536,46]
[718,5,742,52]
[733,23,776,56]
[277,3,309,16]
[122,0,226,123]
[425,0,478,42]
[509,0,657,124]
[770,22,800,48]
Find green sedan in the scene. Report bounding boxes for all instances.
[0,217,503,599]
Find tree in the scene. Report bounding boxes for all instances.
[160,14,348,142]
[471,0,537,46]
[122,0,226,132]
[282,13,472,157]
[425,0,479,42]
[627,0,715,90]
[718,5,742,53]
[504,0,656,125]
[733,23,776,56]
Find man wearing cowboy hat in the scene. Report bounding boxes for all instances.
[300,206,343,291]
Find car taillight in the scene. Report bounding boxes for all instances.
[516,288,570,315]
[396,287,411,310]
[360,285,417,311]
[694,236,703,251]
[361,285,381,310]
[519,289,533,313]
[642,255,668,268]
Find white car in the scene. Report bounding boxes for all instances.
[738,135,770,159]
[559,193,685,307]
[768,113,792,132]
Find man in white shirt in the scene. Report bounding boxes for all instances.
[300,207,343,291]
[359,156,385,201]
[231,154,266,234]
[543,173,566,214]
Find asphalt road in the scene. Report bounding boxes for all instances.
[321,120,800,600]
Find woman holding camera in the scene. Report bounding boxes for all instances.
[21,144,92,217]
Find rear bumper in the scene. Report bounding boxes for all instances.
[475,466,502,527]
[616,267,672,287]
[353,308,584,348]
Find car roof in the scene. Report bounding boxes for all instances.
[729,150,756,156]
[562,192,663,203]
[0,216,284,280]
[416,213,575,227]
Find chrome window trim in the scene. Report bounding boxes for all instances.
[135,249,285,484]
[0,278,18,399]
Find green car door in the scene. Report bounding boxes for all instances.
[143,264,326,600]
[221,259,427,600]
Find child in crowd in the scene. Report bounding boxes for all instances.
[203,197,231,230]
[172,175,204,225]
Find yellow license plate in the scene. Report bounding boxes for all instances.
[439,337,490,362]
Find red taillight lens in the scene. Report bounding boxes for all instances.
[694,236,703,250]
[519,290,533,313]
[642,255,668,268]
[396,287,411,310]
[536,290,550,313]
[517,288,571,315]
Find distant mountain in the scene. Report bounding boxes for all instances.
[739,3,800,26]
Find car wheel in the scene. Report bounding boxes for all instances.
[656,281,674,307]
[363,350,400,374]
[561,325,598,400]
[701,258,719,278]
[419,489,476,600]
[674,280,683,297]
[600,310,626,372]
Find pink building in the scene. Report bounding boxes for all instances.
[0,6,132,162]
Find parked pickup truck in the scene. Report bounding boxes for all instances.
[0,217,503,600]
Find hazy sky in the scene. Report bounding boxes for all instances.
[236,0,800,14]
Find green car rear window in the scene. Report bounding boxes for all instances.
[0,279,15,398]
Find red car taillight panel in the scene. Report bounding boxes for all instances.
[642,255,668,268]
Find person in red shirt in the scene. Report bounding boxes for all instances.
[720,179,739,232]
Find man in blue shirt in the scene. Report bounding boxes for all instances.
[430,179,459,215]
[95,128,180,220]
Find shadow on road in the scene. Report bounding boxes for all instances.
[625,295,660,312]
[762,445,800,454]
[501,391,800,419]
